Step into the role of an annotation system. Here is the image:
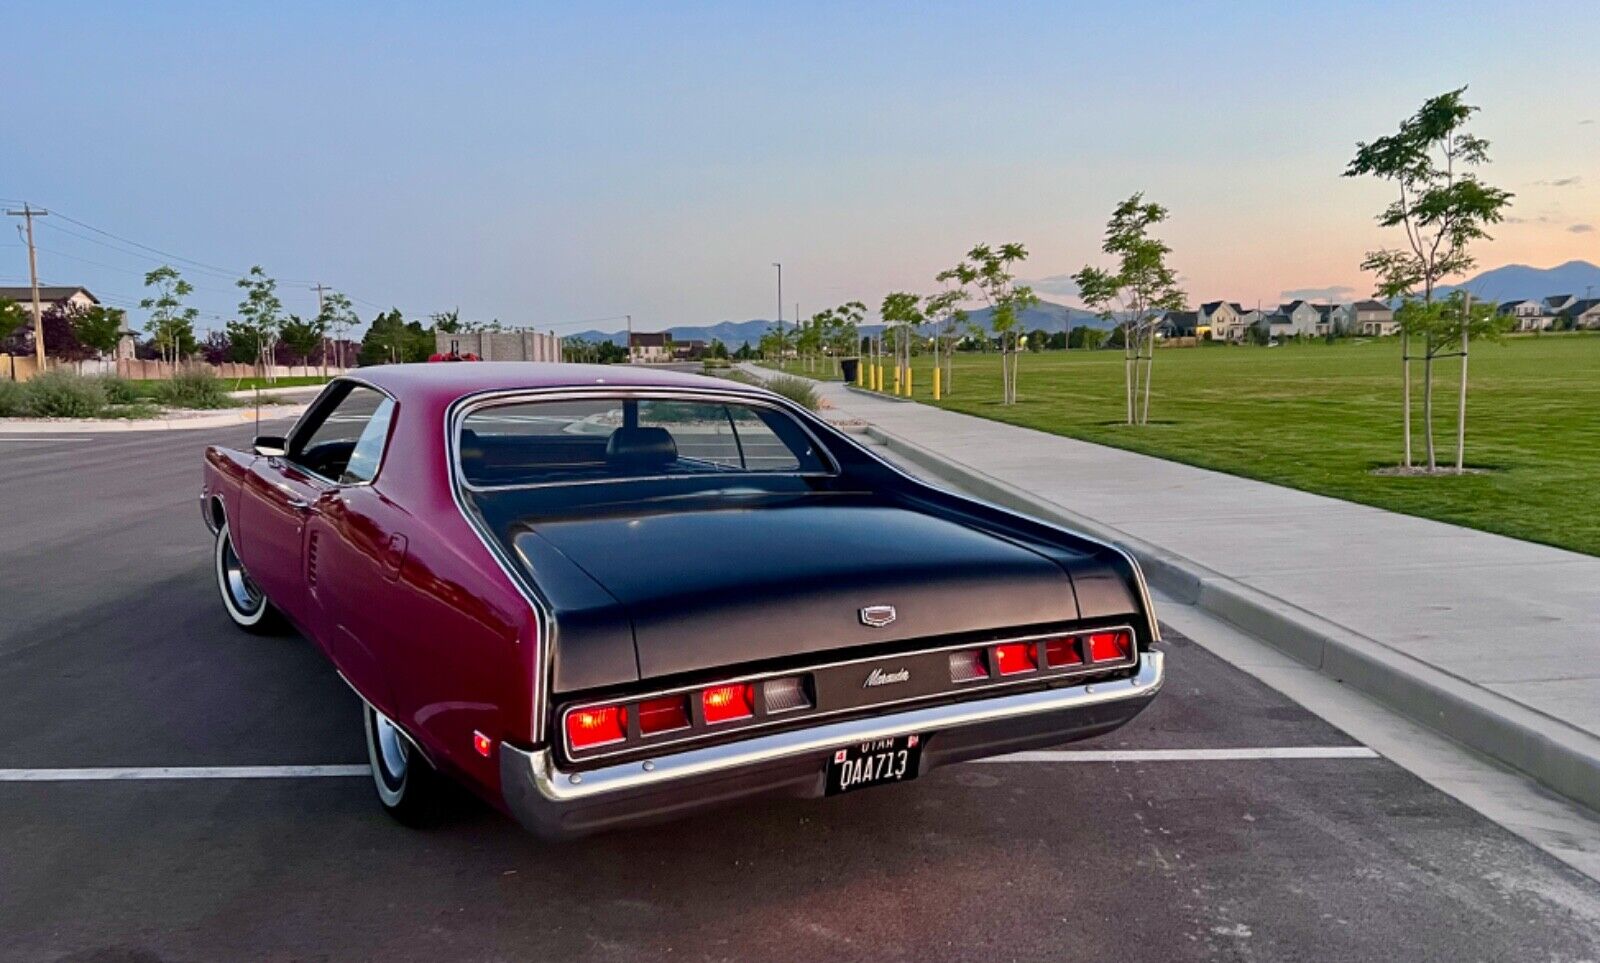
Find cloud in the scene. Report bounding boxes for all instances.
[1532,176,1582,188]
[1022,273,1080,298]
[1570,224,1595,234]
[1580,119,1595,126]
[1280,284,1357,300]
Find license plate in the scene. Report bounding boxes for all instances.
[826,734,922,795]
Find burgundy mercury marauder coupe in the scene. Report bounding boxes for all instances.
[202,363,1164,838]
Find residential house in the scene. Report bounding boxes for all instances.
[1498,299,1551,332]
[0,285,100,320]
[1560,298,1600,329]
[1262,300,1321,338]
[1154,310,1199,338]
[1314,304,1356,337]
[671,339,707,361]
[1543,294,1576,317]
[628,331,670,363]
[1199,301,1261,342]
[1353,299,1398,336]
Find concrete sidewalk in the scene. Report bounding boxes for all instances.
[751,365,1600,812]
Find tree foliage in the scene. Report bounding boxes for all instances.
[359,309,432,365]
[235,266,285,376]
[1072,194,1185,425]
[71,305,127,357]
[0,298,26,342]
[141,265,199,363]
[950,243,1036,404]
[1345,87,1514,471]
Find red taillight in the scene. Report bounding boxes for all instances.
[566,704,627,748]
[702,683,755,723]
[1044,636,1084,667]
[637,695,691,735]
[1087,630,1133,663]
[993,642,1038,675]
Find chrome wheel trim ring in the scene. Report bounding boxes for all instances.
[367,707,410,804]
[215,524,266,625]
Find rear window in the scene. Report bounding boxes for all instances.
[458,397,832,487]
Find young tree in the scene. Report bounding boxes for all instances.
[71,305,127,358]
[1344,86,1513,472]
[235,266,285,379]
[1072,194,1185,425]
[278,314,325,366]
[879,292,924,392]
[141,265,199,364]
[954,244,1036,405]
[318,291,359,370]
[923,286,967,394]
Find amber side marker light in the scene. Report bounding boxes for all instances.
[567,705,627,749]
[702,683,755,724]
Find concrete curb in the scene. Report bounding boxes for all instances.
[843,384,914,403]
[0,405,307,433]
[861,421,1600,815]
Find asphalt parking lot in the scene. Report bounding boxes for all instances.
[2,426,1599,963]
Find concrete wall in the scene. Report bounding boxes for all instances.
[435,330,564,362]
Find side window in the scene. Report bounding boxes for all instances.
[341,397,395,484]
[290,385,389,482]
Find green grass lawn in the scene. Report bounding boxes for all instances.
[765,335,1600,556]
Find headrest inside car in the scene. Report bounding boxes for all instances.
[606,426,677,473]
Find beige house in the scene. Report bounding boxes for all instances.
[629,331,670,363]
[1198,301,1257,342]
[1498,299,1551,331]
[0,285,99,320]
[1353,299,1398,336]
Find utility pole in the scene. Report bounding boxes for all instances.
[772,262,783,335]
[312,283,331,374]
[5,204,48,369]
[626,314,633,363]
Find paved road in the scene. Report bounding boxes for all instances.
[2,427,1598,962]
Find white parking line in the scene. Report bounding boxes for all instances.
[0,765,370,782]
[977,747,1379,763]
[0,748,1378,782]
[0,436,96,443]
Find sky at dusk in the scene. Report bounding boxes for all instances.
[5,1,1598,334]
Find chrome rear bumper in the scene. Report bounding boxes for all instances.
[500,649,1164,839]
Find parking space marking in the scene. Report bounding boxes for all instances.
[0,437,96,443]
[0,748,1378,782]
[0,765,370,782]
[977,747,1379,763]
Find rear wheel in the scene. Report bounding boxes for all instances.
[365,704,447,826]
[214,522,285,634]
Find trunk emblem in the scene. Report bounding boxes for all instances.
[859,605,897,628]
[863,667,911,688]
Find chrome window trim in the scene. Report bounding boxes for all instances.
[561,623,1140,761]
[452,387,840,493]
[516,649,1164,804]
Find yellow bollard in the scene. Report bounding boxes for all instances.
[906,367,913,397]
[933,366,941,401]
[877,364,884,392]
[893,365,901,395]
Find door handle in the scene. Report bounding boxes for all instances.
[286,495,313,511]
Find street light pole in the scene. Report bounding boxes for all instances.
[772,262,783,336]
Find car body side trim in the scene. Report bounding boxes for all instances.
[509,649,1162,803]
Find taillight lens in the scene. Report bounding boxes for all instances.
[702,683,755,723]
[566,704,627,748]
[993,642,1038,675]
[1044,636,1084,667]
[948,649,989,682]
[1087,630,1133,663]
[762,676,812,713]
[637,695,690,735]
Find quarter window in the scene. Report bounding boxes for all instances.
[290,384,394,483]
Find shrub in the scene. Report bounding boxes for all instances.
[762,374,819,411]
[22,369,107,417]
[97,375,140,405]
[155,367,228,409]
[0,379,24,416]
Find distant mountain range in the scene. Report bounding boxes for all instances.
[1435,260,1600,303]
[565,300,1113,347]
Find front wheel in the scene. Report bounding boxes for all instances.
[214,522,286,634]
[364,705,448,826]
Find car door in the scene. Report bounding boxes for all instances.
[302,392,400,706]
[234,383,386,643]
